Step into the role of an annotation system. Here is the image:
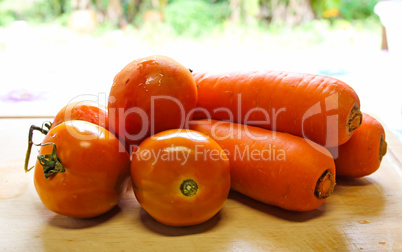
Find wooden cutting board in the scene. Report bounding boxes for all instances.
[1,118,401,251]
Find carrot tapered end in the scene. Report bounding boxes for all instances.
[348,106,363,135]
[379,135,387,162]
[314,169,335,199]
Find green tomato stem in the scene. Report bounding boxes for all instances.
[180,179,198,197]
[24,122,52,173]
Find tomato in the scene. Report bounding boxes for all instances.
[108,55,197,153]
[130,129,231,226]
[50,101,108,130]
[33,120,130,218]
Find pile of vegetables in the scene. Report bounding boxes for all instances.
[24,55,387,226]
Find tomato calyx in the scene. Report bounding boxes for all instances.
[37,142,65,179]
[24,122,65,179]
[24,122,66,179]
[180,179,198,197]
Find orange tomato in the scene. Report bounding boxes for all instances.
[131,129,231,226]
[50,101,108,130]
[108,55,197,153]
[33,120,130,218]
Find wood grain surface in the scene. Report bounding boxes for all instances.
[1,118,401,251]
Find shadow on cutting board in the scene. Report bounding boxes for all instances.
[227,191,325,222]
[331,175,386,217]
[139,208,221,236]
[46,205,123,229]
[335,176,376,187]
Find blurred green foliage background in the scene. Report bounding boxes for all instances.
[0,0,380,33]
[0,0,384,53]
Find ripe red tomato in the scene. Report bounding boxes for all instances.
[108,55,197,152]
[131,129,231,226]
[50,101,108,130]
[33,120,130,218]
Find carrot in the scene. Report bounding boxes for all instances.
[327,113,388,178]
[189,119,336,212]
[192,70,362,147]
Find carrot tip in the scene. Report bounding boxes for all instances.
[348,106,363,135]
[379,135,387,162]
[314,169,335,199]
